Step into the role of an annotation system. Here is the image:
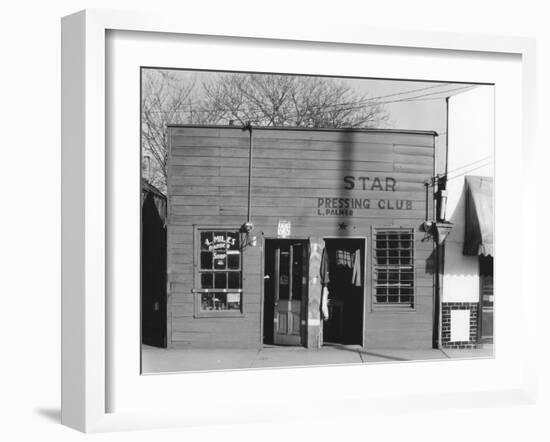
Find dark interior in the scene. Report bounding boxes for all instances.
[263,240,276,345]
[323,238,365,345]
[141,193,167,348]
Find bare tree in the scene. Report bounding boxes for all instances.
[198,73,389,128]
[141,70,195,192]
[141,71,389,191]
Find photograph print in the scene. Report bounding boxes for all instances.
[140,68,494,373]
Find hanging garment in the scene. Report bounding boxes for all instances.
[352,249,361,287]
[321,285,330,321]
[320,247,330,320]
[320,247,330,284]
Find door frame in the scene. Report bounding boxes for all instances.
[322,236,368,348]
[477,256,494,346]
[261,236,310,347]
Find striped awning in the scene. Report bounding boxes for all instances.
[463,176,493,256]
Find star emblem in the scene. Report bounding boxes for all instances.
[338,222,348,230]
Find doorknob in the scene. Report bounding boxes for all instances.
[263,275,270,280]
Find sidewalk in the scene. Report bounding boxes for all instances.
[142,343,493,373]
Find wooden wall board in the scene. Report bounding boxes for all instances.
[167,126,436,349]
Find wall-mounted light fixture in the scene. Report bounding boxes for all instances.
[421,175,453,244]
[240,222,257,249]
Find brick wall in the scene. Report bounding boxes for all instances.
[441,302,479,349]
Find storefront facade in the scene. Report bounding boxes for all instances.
[166,125,439,350]
[439,86,494,349]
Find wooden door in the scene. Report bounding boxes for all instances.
[273,242,305,345]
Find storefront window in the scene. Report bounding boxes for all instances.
[373,228,415,307]
[195,229,243,315]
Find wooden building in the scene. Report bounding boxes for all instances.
[166,125,438,349]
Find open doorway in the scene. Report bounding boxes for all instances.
[322,238,365,346]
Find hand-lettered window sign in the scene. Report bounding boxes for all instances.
[317,176,414,216]
[198,230,242,313]
[203,232,238,266]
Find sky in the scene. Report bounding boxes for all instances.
[143,68,484,136]
[142,68,493,191]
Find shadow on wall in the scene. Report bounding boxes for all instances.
[424,180,480,277]
[339,129,357,236]
[443,180,480,277]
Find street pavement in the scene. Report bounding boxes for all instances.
[141,343,493,374]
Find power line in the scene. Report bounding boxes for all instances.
[373,85,477,106]
[445,156,493,176]
[303,83,452,109]
[446,163,493,182]
[143,83,478,114]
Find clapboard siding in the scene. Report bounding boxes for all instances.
[171,166,433,179]
[170,214,432,228]
[171,177,429,191]
[171,153,432,168]
[170,127,435,146]
[167,125,436,349]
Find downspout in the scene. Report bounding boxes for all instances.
[243,121,254,225]
[240,122,255,240]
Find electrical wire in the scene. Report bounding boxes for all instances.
[142,84,478,116]
[445,156,493,176]
[446,163,492,182]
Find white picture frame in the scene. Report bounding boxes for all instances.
[61,9,537,433]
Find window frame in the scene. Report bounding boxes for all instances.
[192,226,245,318]
[371,226,416,311]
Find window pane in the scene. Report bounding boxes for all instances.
[402,271,414,282]
[377,270,388,284]
[214,272,227,289]
[200,292,242,312]
[228,272,240,289]
[227,232,240,251]
[376,249,387,265]
[226,292,241,310]
[227,252,240,269]
[213,253,227,269]
[196,229,243,313]
[200,252,213,270]
[201,232,213,250]
[200,293,216,311]
[389,270,399,282]
[201,272,213,289]
[291,245,303,301]
[278,250,290,300]
[375,286,387,303]
[374,229,414,306]
[214,231,226,246]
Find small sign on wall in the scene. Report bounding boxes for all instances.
[277,220,291,238]
[450,309,471,342]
